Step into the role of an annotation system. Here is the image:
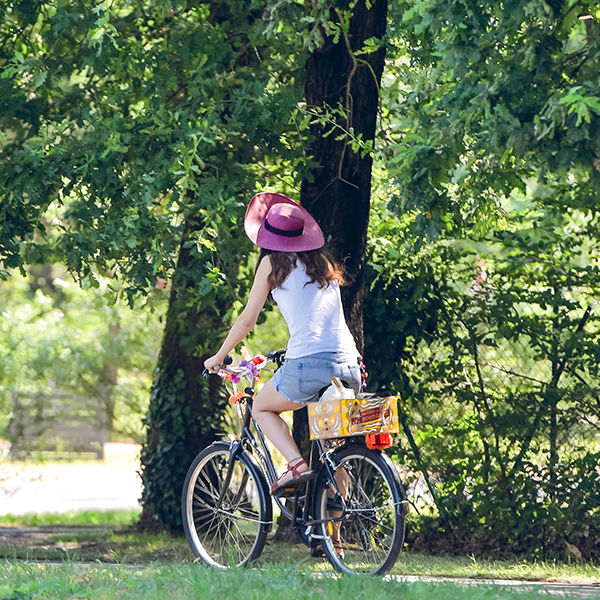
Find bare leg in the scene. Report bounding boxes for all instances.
[328,468,348,543]
[253,379,309,480]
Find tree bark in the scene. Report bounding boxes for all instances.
[301,0,387,352]
[288,0,387,526]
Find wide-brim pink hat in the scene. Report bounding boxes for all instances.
[244,192,324,252]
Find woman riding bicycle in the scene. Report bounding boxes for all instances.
[204,192,361,498]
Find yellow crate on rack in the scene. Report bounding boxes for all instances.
[308,394,399,440]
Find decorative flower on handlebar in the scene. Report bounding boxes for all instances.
[217,354,267,385]
[229,391,244,404]
[239,360,260,381]
[219,371,241,384]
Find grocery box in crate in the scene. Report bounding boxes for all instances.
[308,393,399,440]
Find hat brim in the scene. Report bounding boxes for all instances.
[244,192,324,252]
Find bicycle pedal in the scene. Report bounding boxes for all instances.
[271,471,316,497]
[310,545,326,558]
[272,486,298,498]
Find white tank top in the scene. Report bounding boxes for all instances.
[271,262,359,360]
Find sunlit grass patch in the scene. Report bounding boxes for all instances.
[0,529,192,564]
[0,508,141,527]
[0,561,576,600]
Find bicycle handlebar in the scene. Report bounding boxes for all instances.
[202,350,285,382]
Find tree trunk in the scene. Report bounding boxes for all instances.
[137,1,268,534]
[289,0,387,527]
[139,217,234,533]
[301,0,387,352]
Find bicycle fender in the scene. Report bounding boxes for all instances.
[332,443,404,492]
[347,444,404,489]
[376,450,404,484]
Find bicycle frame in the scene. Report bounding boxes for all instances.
[225,392,347,531]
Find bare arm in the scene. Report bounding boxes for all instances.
[204,256,272,372]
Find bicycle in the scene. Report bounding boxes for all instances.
[181,351,407,575]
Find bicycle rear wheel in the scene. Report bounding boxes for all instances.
[313,445,406,575]
[182,442,271,568]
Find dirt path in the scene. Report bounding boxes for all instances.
[0,525,111,554]
[0,443,142,515]
[391,575,600,598]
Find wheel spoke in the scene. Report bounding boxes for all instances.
[315,448,405,576]
[182,445,268,568]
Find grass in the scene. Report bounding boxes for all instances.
[0,508,141,527]
[0,561,586,600]
[2,535,600,583]
[1,509,599,585]
[389,553,600,583]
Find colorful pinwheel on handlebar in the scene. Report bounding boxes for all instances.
[216,354,269,403]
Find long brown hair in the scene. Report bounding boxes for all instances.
[257,248,345,291]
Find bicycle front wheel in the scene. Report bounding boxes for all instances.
[182,442,271,568]
[313,445,406,575]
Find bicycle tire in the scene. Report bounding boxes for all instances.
[313,445,406,575]
[182,442,272,568]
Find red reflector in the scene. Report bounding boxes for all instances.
[365,433,394,450]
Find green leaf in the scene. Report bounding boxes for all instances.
[33,70,47,88]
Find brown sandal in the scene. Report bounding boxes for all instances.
[333,539,345,559]
[271,457,315,496]
[310,539,344,560]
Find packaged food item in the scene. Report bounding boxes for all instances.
[319,377,355,401]
[308,388,400,440]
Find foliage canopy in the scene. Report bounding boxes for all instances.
[363,0,600,559]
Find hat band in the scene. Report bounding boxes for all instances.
[264,219,303,238]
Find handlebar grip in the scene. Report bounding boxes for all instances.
[223,355,233,366]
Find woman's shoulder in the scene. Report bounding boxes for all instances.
[255,254,273,279]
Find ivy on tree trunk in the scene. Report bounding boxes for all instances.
[139,218,234,532]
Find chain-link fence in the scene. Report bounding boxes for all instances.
[366,251,600,559]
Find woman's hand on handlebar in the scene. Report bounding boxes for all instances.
[204,354,233,375]
[204,355,224,373]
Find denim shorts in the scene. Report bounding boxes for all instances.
[271,351,361,404]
